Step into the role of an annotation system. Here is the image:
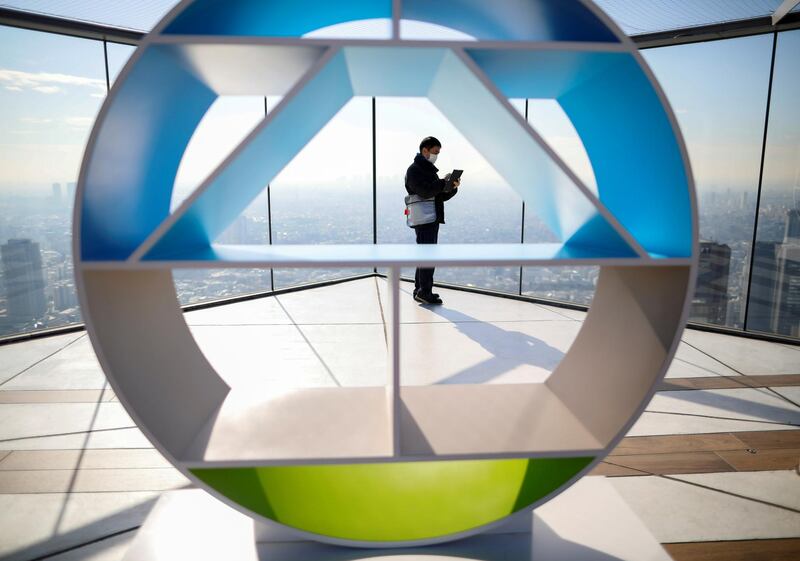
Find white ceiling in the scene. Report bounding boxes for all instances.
[0,0,797,35]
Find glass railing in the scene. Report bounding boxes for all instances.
[0,23,797,341]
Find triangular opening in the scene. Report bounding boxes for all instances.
[214,96,374,288]
[526,99,598,197]
[140,49,353,261]
[142,46,641,263]
[428,50,639,256]
[173,96,267,213]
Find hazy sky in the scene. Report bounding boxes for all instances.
[0,19,794,203]
[643,33,773,193]
[0,24,134,192]
[760,28,800,194]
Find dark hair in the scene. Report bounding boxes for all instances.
[419,136,442,152]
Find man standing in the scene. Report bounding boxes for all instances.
[405,136,460,305]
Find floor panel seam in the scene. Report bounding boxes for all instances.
[0,487,186,495]
[711,449,743,472]
[0,466,180,472]
[273,295,342,387]
[606,460,800,514]
[643,409,800,427]
[374,276,388,349]
[23,525,141,561]
[0,333,86,389]
[0,425,139,444]
[682,341,800,410]
[662,537,800,545]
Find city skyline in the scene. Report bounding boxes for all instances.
[4,24,799,196]
[2,175,798,337]
[1,23,798,340]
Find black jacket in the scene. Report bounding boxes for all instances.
[405,153,458,224]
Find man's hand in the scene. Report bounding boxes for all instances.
[444,173,460,188]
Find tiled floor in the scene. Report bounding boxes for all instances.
[0,276,798,560]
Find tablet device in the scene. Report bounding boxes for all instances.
[445,169,463,190]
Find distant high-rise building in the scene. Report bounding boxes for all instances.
[772,242,800,337]
[747,241,778,332]
[739,191,749,210]
[67,182,77,203]
[692,241,731,325]
[218,215,251,244]
[785,208,800,241]
[51,182,62,203]
[747,207,800,336]
[53,280,77,311]
[1,239,47,321]
[769,208,800,336]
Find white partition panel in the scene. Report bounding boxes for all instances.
[75,0,697,549]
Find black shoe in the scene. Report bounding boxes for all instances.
[414,292,443,305]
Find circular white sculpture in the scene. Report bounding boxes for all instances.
[73,0,697,548]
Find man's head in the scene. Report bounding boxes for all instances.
[419,136,441,163]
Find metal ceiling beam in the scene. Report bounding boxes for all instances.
[2,6,800,50]
[633,11,800,49]
[773,0,800,25]
[0,7,142,44]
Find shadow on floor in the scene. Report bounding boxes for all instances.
[3,496,157,561]
[424,305,565,384]
[658,387,800,426]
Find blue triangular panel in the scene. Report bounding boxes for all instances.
[565,213,638,257]
[143,49,354,260]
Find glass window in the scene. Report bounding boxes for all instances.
[173,96,267,212]
[376,97,523,294]
[171,96,272,305]
[270,96,373,288]
[643,34,773,328]
[521,99,597,305]
[747,29,800,338]
[0,25,105,338]
[105,41,136,86]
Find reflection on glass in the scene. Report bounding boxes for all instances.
[0,22,796,343]
[747,29,800,337]
[644,35,772,328]
[376,97,522,294]
[270,97,373,288]
[173,96,266,211]
[0,25,105,337]
[105,41,136,86]
[172,96,271,303]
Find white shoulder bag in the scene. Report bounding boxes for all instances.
[404,194,437,227]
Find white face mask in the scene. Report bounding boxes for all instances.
[426,152,438,164]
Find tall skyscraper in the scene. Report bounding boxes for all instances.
[772,242,800,336]
[785,208,800,241]
[1,239,47,321]
[747,208,800,336]
[692,241,731,325]
[747,241,778,332]
[51,182,62,203]
[52,264,77,311]
[771,209,800,336]
[67,182,77,203]
[53,280,77,311]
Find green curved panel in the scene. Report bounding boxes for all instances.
[192,456,593,542]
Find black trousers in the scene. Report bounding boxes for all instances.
[414,222,439,296]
